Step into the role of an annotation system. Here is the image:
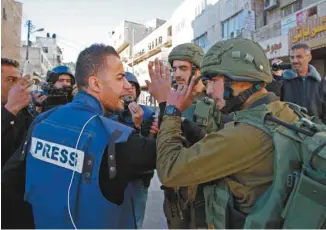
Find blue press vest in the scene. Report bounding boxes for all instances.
[24,92,135,229]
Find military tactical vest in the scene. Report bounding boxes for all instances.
[203,102,326,229]
[193,95,220,133]
[162,96,222,229]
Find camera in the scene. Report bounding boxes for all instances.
[271,62,292,71]
[32,82,73,112]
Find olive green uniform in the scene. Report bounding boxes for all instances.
[157,94,298,215]
[162,95,219,229]
[163,42,214,229]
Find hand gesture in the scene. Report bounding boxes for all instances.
[149,117,159,136]
[167,76,197,112]
[33,91,48,106]
[72,84,78,96]
[146,58,171,103]
[5,75,33,115]
[128,102,144,128]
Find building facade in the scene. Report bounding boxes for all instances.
[128,20,172,106]
[255,0,326,76]
[1,0,22,61]
[20,45,53,76]
[34,34,63,67]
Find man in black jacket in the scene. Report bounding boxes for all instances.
[1,58,34,168]
[272,44,326,123]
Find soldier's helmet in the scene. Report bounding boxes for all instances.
[201,38,272,84]
[168,43,205,68]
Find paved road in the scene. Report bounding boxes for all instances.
[142,171,168,229]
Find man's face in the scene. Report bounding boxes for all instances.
[290,48,312,74]
[205,75,225,110]
[54,74,72,88]
[172,60,193,85]
[123,82,137,101]
[97,55,132,112]
[1,64,21,105]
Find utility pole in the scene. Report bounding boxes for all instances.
[25,20,44,60]
[26,20,32,60]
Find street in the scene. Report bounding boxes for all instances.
[142,171,168,229]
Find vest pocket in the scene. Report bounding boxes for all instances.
[281,172,326,229]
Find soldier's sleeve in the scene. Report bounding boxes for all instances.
[157,116,272,187]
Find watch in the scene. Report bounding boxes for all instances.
[164,105,182,117]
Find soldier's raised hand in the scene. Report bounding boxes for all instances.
[146,58,171,103]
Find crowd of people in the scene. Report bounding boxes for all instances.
[1,38,326,229]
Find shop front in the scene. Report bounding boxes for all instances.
[288,15,326,76]
[259,35,290,62]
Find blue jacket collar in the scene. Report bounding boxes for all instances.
[283,64,321,82]
[73,91,103,115]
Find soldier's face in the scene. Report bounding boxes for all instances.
[93,55,132,112]
[172,60,192,85]
[206,75,225,110]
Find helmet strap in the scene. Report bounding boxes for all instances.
[221,83,263,114]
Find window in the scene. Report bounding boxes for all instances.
[307,6,317,17]
[195,0,207,17]
[176,18,186,34]
[168,26,172,36]
[159,36,163,44]
[194,32,208,49]
[155,38,158,47]
[148,43,151,50]
[2,8,7,20]
[43,47,48,53]
[282,0,302,18]
[41,55,44,64]
[222,11,245,39]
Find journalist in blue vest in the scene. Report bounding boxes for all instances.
[107,71,158,228]
[23,44,157,229]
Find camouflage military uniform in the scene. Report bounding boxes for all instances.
[162,43,221,229]
[157,38,302,228]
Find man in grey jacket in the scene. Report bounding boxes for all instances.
[272,43,325,123]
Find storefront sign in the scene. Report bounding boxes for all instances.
[281,14,297,35]
[259,35,289,59]
[289,16,326,49]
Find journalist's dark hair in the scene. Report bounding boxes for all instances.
[1,58,20,69]
[291,43,311,52]
[75,44,119,89]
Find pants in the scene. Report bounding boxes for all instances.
[131,179,149,229]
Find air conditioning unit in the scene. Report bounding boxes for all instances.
[264,0,278,11]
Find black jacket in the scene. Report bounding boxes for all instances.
[1,107,33,168]
[280,65,326,123]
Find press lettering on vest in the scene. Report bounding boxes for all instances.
[30,137,84,173]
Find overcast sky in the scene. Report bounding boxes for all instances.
[18,0,184,62]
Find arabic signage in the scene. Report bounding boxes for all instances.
[289,16,326,50]
[259,35,289,59]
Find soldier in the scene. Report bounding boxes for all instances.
[148,38,326,228]
[148,43,219,229]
